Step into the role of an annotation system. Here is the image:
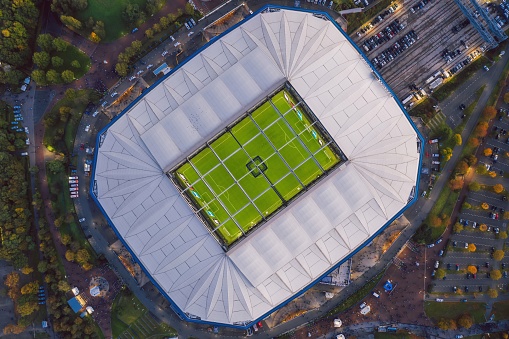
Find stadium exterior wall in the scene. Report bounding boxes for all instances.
[90,4,425,329]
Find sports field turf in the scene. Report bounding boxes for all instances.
[174,89,340,246]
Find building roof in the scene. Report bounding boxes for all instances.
[92,8,420,326]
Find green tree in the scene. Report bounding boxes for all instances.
[37,33,54,52]
[145,28,154,38]
[438,318,457,330]
[85,16,95,29]
[464,154,478,166]
[47,160,65,174]
[499,231,508,239]
[31,69,47,85]
[0,70,25,85]
[468,182,481,191]
[92,21,105,39]
[455,161,469,175]
[64,88,77,100]
[76,249,90,265]
[504,92,509,104]
[61,70,74,83]
[476,164,488,175]
[115,62,128,77]
[17,302,38,316]
[453,222,463,233]
[52,37,68,52]
[37,261,48,273]
[57,280,70,292]
[441,147,453,161]
[60,15,82,30]
[122,4,142,24]
[51,56,64,68]
[71,60,80,68]
[184,3,195,15]
[65,250,75,262]
[33,51,50,69]
[60,234,71,246]
[435,268,446,280]
[462,202,472,210]
[45,69,60,84]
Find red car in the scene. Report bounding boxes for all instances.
[80,143,85,150]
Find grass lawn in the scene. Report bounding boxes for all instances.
[175,89,340,245]
[346,0,393,34]
[492,300,509,320]
[76,0,147,42]
[424,301,486,324]
[111,289,147,337]
[433,57,487,101]
[53,45,91,80]
[409,98,435,124]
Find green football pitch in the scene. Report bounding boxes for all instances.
[174,90,340,246]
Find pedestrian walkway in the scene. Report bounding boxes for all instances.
[426,110,446,131]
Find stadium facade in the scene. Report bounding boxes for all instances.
[91,6,423,328]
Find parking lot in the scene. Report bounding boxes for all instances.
[426,108,509,296]
[350,0,485,99]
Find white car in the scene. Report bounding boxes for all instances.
[136,70,144,75]
[25,138,30,145]
[174,42,181,47]
[129,76,136,81]
[92,111,99,117]
[110,92,118,97]
[69,180,78,184]
[147,64,153,70]
[190,18,196,26]
[78,218,86,223]
[24,127,29,133]
[85,125,90,132]
[21,152,28,156]
[436,298,444,302]
[170,35,175,41]
[184,22,190,30]
[162,50,168,57]
[188,31,194,37]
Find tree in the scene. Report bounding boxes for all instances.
[491,269,502,280]
[4,272,19,289]
[468,137,480,147]
[159,16,169,29]
[493,250,505,261]
[60,234,71,246]
[122,4,142,24]
[20,266,34,275]
[145,28,154,38]
[481,202,490,210]
[85,16,95,29]
[453,133,462,146]
[441,147,453,161]
[481,106,497,121]
[46,69,60,84]
[65,250,75,262]
[479,223,488,232]
[455,161,469,175]
[435,268,446,280]
[453,222,464,233]
[438,318,457,330]
[53,37,68,52]
[468,243,476,252]
[76,249,90,265]
[504,211,509,220]
[64,88,76,100]
[47,160,64,174]
[33,51,50,69]
[484,148,493,157]
[37,261,48,273]
[115,62,129,77]
[51,56,64,68]
[37,34,54,52]
[464,154,478,166]
[57,280,70,292]
[31,69,47,85]
[430,215,442,227]
[71,60,81,68]
[499,231,508,239]
[457,314,473,329]
[89,31,101,43]
[20,282,39,295]
[60,15,82,30]
[493,184,504,194]
[184,3,195,15]
[505,92,509,104]
[3,324,25,335]
[93,21,105,39]
[61,70,74,83]
[474,122,489,138]
[17,302,38,316]
[462,202,472,210]
[476,164,488,175]
[449,177,464,191]
[468,182,481,192]
[489,171,497,178]
[467,265,477,274]
[488,288,498,298]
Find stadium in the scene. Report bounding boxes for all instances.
[91,6,422,328]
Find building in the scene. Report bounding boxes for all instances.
[91,6,422,328]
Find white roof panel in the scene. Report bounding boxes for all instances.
[93,9,420,326]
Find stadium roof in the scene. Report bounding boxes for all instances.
[92,7,421,327]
